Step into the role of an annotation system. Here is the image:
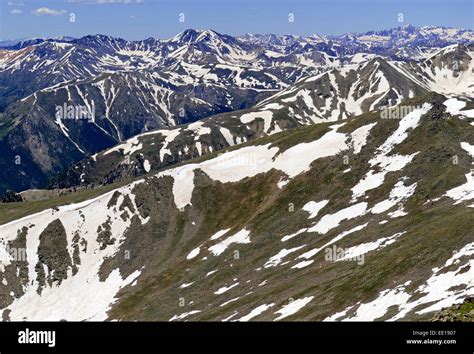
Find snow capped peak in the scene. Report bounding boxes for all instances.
[168,29,200,43]
[168,29,225,45]
[196,29,222,41]
[72,34,127,48]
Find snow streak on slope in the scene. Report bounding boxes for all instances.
[351,104,431,200]
[0,184,147,321]
[337,232,406,261]
[325,242,474,321]
[371,179,417,214]
[208,230,251,256]
[237,303,274,321]
[302,200,329,219]
[445,142,474,204]
[274,296,314,320]
[444,98,474,118]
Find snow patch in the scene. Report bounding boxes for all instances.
[208,229,251,256]
[237,303,274,321]
[302,200,329,219]
[274,296,314,320]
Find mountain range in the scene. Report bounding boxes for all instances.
[0,25,473,194]
[0,92,473,321]
[52,43,474,189]
[0,25,472,322]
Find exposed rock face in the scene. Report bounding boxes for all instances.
[37,220,73,291]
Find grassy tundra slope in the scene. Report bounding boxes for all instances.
[0,93,473,321]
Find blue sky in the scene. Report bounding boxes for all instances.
[1,0,473,40]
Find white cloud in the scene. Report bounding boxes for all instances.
[32,7,67,16]
[10,9,23,15]
[8,1,25,6]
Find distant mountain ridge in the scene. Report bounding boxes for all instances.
[51,44,474,189]
[0,26,472,194]
[2,24,473,50]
